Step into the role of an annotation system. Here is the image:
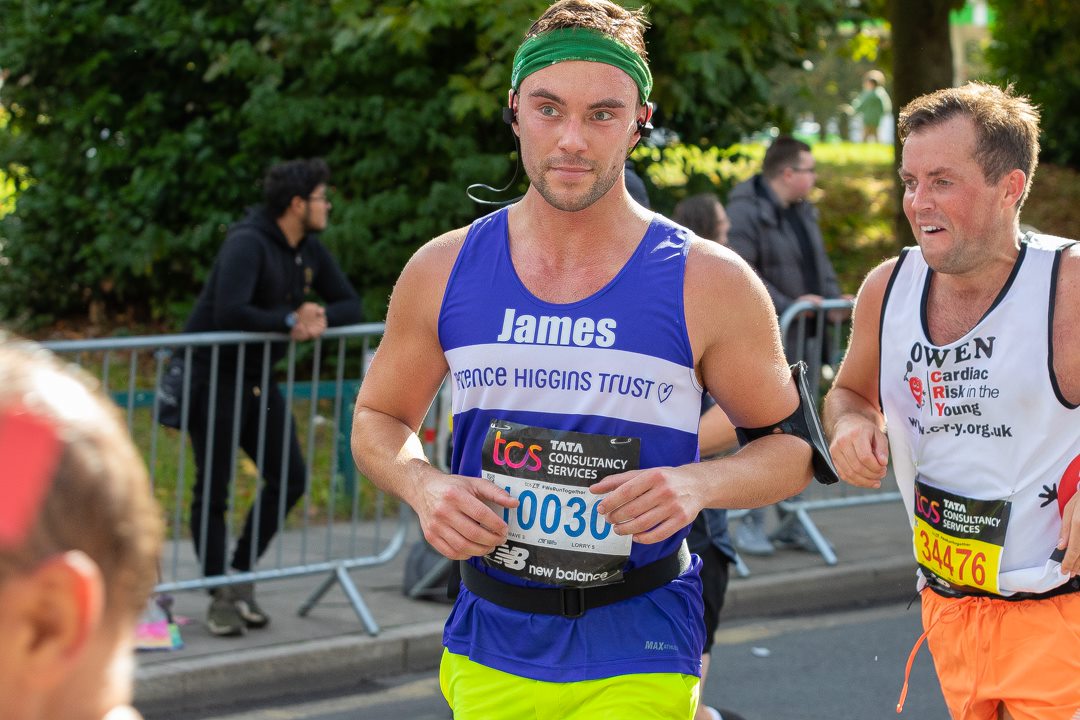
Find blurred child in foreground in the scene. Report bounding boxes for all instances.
[0,337,164,720]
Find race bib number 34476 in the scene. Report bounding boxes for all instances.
[480,419,639,588]
[912,478,1010,595]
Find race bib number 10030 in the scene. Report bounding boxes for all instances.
[481,419,639,588]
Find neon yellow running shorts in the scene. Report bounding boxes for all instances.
[439,648,700,720]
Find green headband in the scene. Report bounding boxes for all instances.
[511,27,652,104]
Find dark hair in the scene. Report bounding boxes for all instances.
[673,193,722,241]
[762,136,811,179]
[898,82,1040,208]
[263,158,331,218]
[526,0,649,60]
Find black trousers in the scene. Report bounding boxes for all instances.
[188,377,307,578]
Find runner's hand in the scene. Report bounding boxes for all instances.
[415,473,518,560]
[829,416,889,489]
[590,467,700,545]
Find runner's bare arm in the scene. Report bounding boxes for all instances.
[351,230,517,560]
[593,241,813,543]
[823,259,896,489]
[1053,244,1080,575]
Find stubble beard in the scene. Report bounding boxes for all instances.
[530,155,623,213]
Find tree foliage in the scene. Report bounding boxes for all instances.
[764,18,892,141]
[987,0,1080,169]
[0,0,837,328]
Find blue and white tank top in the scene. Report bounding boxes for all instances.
[438,206,706,682]
[880,235,1080,596]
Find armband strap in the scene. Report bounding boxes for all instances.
[735,361,840,486]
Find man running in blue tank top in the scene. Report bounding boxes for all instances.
[352,1,826,717]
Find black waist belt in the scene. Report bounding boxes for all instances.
[460,541,692,618]
[927,574,1080,602]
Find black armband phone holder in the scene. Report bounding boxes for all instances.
[734,361,841,485]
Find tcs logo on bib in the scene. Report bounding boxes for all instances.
[915,486,941,524]
[492,431,542,472]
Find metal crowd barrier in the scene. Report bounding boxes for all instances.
[41,299,898,612]
[735,298,904,567]
[41,323,430,636]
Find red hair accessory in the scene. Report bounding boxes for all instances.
[0,407,60,547]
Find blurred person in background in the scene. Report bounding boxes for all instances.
[849,69,892,144]
[181,157,362,637]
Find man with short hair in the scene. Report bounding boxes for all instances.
[0,337,164,720]
[727,136,846,333]
[726,135,849,556]
[351,2,824,717]
[182,157,362,637]
[825,82,1080,718]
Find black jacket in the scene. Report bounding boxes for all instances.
[726,175,841,316]
[184,207,362,379]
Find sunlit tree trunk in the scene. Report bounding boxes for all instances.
[888,0,964,247]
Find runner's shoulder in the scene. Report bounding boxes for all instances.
[857,256,900,302]
[1059,241,1080,277]
[684,235,764,299]
[396,225,470,292]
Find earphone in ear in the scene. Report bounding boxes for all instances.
[503,89,518,125]
[636,101,655,139]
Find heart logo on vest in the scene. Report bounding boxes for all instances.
[657,383,673,403]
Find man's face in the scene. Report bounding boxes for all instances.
[786,150,817,202]
[899,115,1018,275]
[514,60,642,212]
[302,183,331,232]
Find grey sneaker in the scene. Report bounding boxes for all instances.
[771,520,825,553]
[231,581,270,629]
[733,514,774,556]
[207,588,246,637]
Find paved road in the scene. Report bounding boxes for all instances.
[705,601,948,719]
[163,601,948,720]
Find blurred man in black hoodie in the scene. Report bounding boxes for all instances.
[182,158,362,637]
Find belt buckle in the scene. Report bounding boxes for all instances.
[559,587,587,618]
